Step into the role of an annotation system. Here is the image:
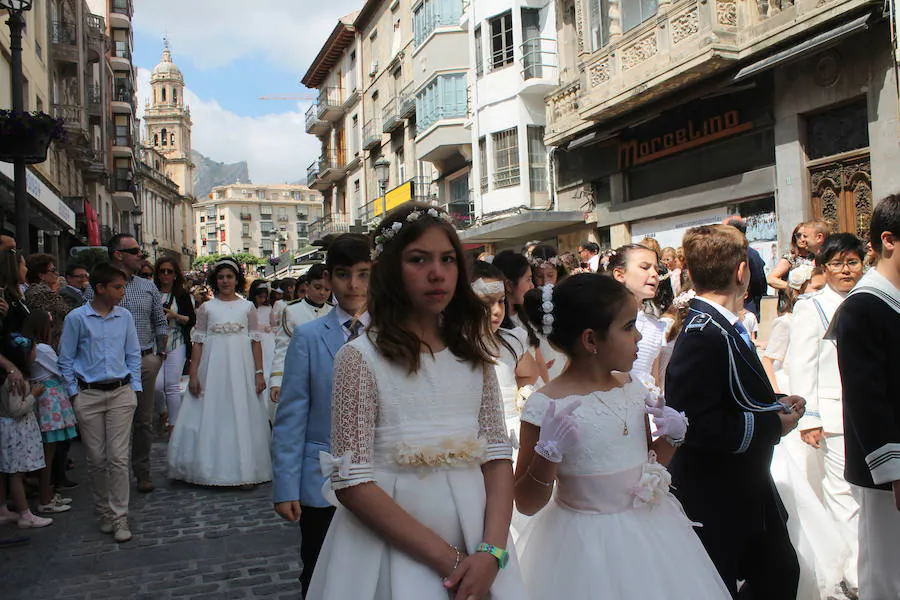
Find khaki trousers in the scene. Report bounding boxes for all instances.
[132,353,163,480]
[73,385,137,520]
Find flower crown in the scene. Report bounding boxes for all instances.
[371,207,454,260]
[530,256,560,268]
[539,284,554,335]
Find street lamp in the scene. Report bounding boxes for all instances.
[1,0,35,253]
[374,157,390,215]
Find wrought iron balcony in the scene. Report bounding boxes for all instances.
[309,212,352,241]
[382,98,403,134]
[398,81,416,119]
[305,103,329,136]
[111,0,132,17]
[316,88,345,122]
[306,161,320,187]
[50,21,77,45]
[363,120,382,151]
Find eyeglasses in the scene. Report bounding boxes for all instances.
[117,247,142,256]
[139,272,153,279]
[825,259,863,272]
[158,268,175,275]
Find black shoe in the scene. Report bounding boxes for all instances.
[56,479,79,491]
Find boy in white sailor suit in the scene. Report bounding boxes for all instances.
[269,264,332,404]
[666,224,805,600]
[788,233,866,595]
[831,194,900,599]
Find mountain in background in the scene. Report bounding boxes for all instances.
[192,150,251,200]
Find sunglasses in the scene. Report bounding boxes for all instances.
[117,247,142,255]
[158,268,175,275]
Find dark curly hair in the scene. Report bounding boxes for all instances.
[207,259,246,296]
[368,203,493,373]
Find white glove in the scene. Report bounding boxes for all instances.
[534,399,581,463]
[647,405,688,442]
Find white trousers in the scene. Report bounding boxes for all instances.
[821,434,859,589]
[853,485,900,600]
[154,343,187,425]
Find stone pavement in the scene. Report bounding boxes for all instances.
[1,440,303,600]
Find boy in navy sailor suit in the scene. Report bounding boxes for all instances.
[665,224,805,600]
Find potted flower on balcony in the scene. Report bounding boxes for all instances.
[0,110,67,164]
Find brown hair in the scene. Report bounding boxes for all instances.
[153,256,187,294]
[22,310,53,346]
[0,249,24,301]
[639,237,662,257]
[368,203,494,373]
[682,224,748,293]
[25,253,55,285]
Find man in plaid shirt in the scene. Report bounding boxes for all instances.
[85,234,167,492]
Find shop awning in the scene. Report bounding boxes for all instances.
[733,13,873,82]
[459,210,586,244]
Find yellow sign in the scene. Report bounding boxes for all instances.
[374,180,415,217]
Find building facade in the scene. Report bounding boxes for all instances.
[545,0,898,256]
[193,183,324,260]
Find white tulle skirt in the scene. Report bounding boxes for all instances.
[517,493,731,599]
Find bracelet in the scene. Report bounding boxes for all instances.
[440,544,463,581]
[255,369,264,375]
[527,471,554,487]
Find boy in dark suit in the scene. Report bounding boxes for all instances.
[666,224,805,599]
[271,234,371,597]
[832,194,900,598]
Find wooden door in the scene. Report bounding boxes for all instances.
[809,153,872,240]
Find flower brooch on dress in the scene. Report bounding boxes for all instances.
[394,437,487,474]
[371,207,454,260]
[539,284,555,335]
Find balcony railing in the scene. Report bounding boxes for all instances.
[520,38,558,81]
[53,104,84,127]
[319,151,347,176]
[442,192,474,230]
[87,83,102,106]
[50,21,77,45]
[88,14,105,36]
[113,176,133,193]
[240,212,252,220]
[316,87,344,119]
[414,9,463,48]
[309,212,353,241]
[306,161,320,186]
[398,81,416,118]
[113,133,132,147]
[111,0,132,16]
[417,103,468,135]
[362,176,435,223]
[363,120,381,150]
[382,98,403,133]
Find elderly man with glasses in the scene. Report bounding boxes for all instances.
[84,234,168,493]
[61,264,90,309]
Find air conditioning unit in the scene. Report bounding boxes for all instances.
[368,61,379,77]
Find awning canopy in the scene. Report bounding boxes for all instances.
[733,13,873,82]
[459,210,586,244]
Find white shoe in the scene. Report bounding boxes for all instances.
[37,499,72,514]
[99,516,114,534]
[52,494,72,505]
[17,510,53,528]
[113,519,133,543]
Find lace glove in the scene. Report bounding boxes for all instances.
[534,399,582,463]
[646,405,688,445]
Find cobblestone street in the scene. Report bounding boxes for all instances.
[2,441,302,600]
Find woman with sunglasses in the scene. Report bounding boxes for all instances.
[23,254,72,350]
[767,223,815,291]
[153,257,196,433]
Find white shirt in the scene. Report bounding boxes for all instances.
[333,306,371,342]
[694,296,740,327]
[588,254,600,273]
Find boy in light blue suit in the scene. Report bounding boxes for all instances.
[271,233,371,597]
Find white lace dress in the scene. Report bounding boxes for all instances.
[308,335,527,600]
[517,381,731,600]
[167,298,273,486]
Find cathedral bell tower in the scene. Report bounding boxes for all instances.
[144,41,194,197]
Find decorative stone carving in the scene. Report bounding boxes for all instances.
[621,34,658,70]
[573,0,585,54]
[670,7,700,45]
[589,60,610,86]
[549,83,582,127]
[716,0,737,26]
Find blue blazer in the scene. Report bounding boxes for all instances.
[271,309,345,507]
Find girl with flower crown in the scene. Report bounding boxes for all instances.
[514,274,730,600]
[308,203,526,600]
[167,259,272,488]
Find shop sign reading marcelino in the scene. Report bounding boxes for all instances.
[618,110,753,169]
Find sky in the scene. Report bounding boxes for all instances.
[131,0,362,185]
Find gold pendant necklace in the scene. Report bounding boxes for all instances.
[590,392,629,436]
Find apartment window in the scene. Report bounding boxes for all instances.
[353,179,361,211]
[296,222,309,236]
[527,126,548,192]
[622,0,658,32]
[489,12,514,70]
[413,0,463,47]
[291,191,302,200]
[415,73,467,133]
[351,115,359,156]
[200,226,207,238]
[206,207,216,219]
[492,127,520,188]
[478,137,488,193]
[199,216,205,223]
[219,214,225,220]
[260,204,273,216]
[474,26,484,77]
[261,239,274,253]
[260,220,274,234]
[279,207,287,221]
[114,115,130,146]
[257,189,266,200]
[208,240,218,253]
[396,147,406,183]
[242,223,250,237]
